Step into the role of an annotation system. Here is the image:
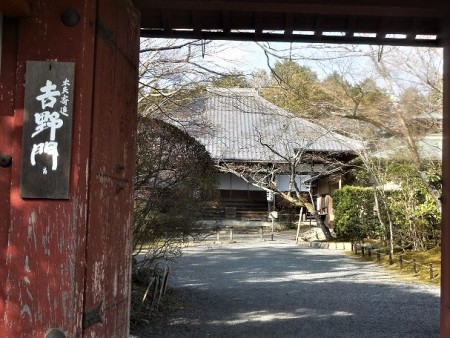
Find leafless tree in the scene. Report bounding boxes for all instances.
[134,39,241,264]
[138,38,251,116]
[256,43,442,212]
[365,46,442,211]
[133,116,218,264]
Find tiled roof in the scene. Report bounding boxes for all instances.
[374,133,442,161]
[167,88,364,162]
[418,134,442,161]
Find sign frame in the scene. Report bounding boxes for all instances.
[20,61,75,199]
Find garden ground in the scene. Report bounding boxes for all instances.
[130,230,440,337]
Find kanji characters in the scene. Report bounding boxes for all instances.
[36,80,60,109]
[30,141,59,170]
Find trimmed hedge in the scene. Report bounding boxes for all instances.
[333,186,380,240]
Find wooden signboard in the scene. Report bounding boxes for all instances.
[20,61,75,199]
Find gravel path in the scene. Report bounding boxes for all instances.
[131,231,440,337]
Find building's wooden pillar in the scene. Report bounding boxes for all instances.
[0,1,139,337]
[442,17,450,337]
[0,16,19,336]
[81,0,139,336]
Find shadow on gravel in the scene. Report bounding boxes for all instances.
[131,244,440,338]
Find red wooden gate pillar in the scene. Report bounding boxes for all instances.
[442,16,450,338]
[0,1,140,337]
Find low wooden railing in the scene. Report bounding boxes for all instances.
[352,243,439,281]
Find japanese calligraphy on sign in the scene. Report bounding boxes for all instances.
[20,61,75,199]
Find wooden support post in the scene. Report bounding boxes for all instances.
[399,256,403,269]
[260,225,264,240]
[161,266,169,296]
[377,249,381,261]
[0,1,140,336]
[413,259,418,274]
[229,226,233,242]
[389,252,393,265]
[430,263,434,280]
[142,277,156,303]
[368,248,372,258]
[296,207,304,243]
[362,246,365,257]
[441,17,450,334]
[157,271,168,310]
[151,276,160,311]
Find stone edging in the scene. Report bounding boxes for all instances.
[308,241,352,250]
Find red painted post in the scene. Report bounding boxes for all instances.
[0,1,140,337]
[2,3,96,335]
[76,0,140,336]
[442,18,450,336]
[0,17,18,330]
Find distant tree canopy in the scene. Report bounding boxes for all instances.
[133,116,218,260]
[260,60,326,117]
[212,72,250,88]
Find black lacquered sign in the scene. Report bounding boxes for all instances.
[20,61,75,199]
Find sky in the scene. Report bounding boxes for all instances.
[140,38,443,97]
[203,40,443,96]
[202,40,379,81]
[202,40,271,73]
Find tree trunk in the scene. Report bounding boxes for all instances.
[315,214,332,240]
[306,189,332,240]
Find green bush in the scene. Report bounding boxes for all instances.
[341,160,441,249]
[333,186,380,240]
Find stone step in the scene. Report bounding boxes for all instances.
[309,241,352,250]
